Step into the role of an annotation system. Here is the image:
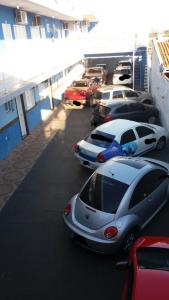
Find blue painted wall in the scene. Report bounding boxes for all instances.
[0,120,22,160]
[0,5,64,40]
[27,97,51,132]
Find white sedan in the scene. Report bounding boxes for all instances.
[73,119,168,169]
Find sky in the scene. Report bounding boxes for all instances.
[79,0,169,33]
[78,0,169,53]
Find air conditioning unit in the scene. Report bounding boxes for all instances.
[63,22,69,30]
[32,15,41,26]
[16,10,28,25]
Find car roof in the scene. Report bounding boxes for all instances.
[96,119,139,136]
[96,157,151,185]
[100,99,138,107]
[96,85,133,93]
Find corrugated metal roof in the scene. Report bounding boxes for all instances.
[158,40,169,68]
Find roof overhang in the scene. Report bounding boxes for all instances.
[0,0,83,21]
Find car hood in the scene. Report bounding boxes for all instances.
[74,196,115,230]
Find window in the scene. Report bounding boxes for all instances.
[120,130,136,144]
[113,90,123,99]
[24,89,36,110]
[115,105,129,113]
[4,100,15,113]
[39,81,49,100]
[79,173,129,213]
[125,90,138,98]
[136,126,154,138]
[102,92,110,100]
[86,131,115,148]
[129,169,168,208]
[94,105,111,116]
[2,23,13,40]
[13,25,27,39]
[31,26,41,39]
[128,103,144,112]
[137,247,169,271]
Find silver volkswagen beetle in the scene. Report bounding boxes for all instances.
[63,156,169,254]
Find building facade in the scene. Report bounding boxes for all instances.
[151,39,169,131]
[0,1,97,159]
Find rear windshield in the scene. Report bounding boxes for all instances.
[72,81,88,87]
[79,173,129,213]
[137,247,169,271]
[114,69,131,75]
[94,105,111,116]
[85,131,115,148]
[87,69,102,74]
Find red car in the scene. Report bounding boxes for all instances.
[64,79,99,106]
[116,236,169,300]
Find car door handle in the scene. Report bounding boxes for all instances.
[148,197,153,202]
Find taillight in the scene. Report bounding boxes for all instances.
[96,152,105,163]
[64,203,71,216]
[104,114,113,122]
[104,227,118,239]
[73,143,79,153]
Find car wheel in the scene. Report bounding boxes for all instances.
[156,137,166,151]
[148,115,156,124]
[122,229,138,253]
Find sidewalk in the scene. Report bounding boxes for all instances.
[0,103,72,210]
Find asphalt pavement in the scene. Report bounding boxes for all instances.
[0,104,169,300]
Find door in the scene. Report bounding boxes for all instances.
[134,125,156,155]
[16,95,28,138]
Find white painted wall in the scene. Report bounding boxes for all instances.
[151,42,169,131]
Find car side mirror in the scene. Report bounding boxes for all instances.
[115,261,130,271]
[144,138,156,144]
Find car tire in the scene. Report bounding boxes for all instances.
[122,228,138,253]
[148,115,156,124]
[156,137,166,151]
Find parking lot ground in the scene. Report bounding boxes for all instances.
[0,105,169,300]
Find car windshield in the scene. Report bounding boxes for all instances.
[72,81,88,87]
[137,247,169,271]
[87,69,102,74]
[85,131,115,148]
[79,173,129,213]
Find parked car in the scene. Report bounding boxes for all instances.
[63,156,169,254]
[113,66,132,86]
[83,67,107,84]
[116,236,169,300]
[90,85,153,106]
[73,119,168,170]
[91,100,159,126]
[64,79,99,106]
